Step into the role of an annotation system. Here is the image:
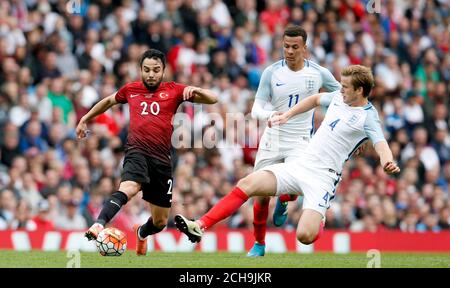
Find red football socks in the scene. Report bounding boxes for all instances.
[279,194,298,203]
[199,187,249,230]
[253,199,269,245]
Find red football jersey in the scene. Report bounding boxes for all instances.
[115,81,188,164]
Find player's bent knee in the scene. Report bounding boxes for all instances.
[297,230,317,245]
[237,171,275,197]
[257,196,271,205]
[236,176,253,193]
[119,181,141,198]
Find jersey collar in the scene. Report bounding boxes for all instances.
[363,102,373,110]
[282,59,308,72]
[343,99,373,110]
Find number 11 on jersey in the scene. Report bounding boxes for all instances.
[288,94,299,108]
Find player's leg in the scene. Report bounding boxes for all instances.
[85,151,149,240]
[145,203,170,232]
[175,170,278,243]
[247,196,270,257]
[296,209,324,245]
[294,167,337,244]
[134,202,170,256]
[134,159,173,255]
[272,147,307,227]
[85,180,141,240]
[248,150,282,257]
[176,162,303,243]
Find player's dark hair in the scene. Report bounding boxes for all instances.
[139,49,166,69]
[283,25,308,44]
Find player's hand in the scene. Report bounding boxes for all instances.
[183,86,200,101]
[268,112,288,128]
[270,111,283,118]
[76,120,89,139]
[383,161,401,175]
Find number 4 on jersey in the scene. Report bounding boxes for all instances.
[329,119,340,131]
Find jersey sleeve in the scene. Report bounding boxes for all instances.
[172,82,189,103]
[254,66,273,102]
[115,84,128,103]
[364,108,387,145]
[319,91,339,107]
[319,66,342,92]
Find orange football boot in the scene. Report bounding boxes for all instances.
[133,224,147,256]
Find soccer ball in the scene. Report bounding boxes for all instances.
[96,227,127,256]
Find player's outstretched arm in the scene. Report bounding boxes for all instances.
[183,86,218,104]
[76,93,119,139]
[268,93,325,127]
[251,98,277,121]
[374,141,401,175]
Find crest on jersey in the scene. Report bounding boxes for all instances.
[159,92,169,99]
[305,77,316,93]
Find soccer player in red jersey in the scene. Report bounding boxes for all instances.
[77,49,218,255]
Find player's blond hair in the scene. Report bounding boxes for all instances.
[341,65,374,98]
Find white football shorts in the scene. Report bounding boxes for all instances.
[261,160,341,217]
[253,137,309,171]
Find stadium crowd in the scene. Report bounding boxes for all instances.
[0,0,449,234]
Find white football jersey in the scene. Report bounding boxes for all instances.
[302,91,386,173]
[256,59,341,151]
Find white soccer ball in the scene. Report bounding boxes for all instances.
[96,227,127,256]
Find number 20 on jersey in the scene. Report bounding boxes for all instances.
[140,101,160,115]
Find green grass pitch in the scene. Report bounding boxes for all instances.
[0,250,449,268]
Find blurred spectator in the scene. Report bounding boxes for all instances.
[402,90,425,135]
[375,53,403,94]
[0,126,21,168]
[76,70,99,110]
[29,84,53,124]
[259,0,289,35]
[416,213,441,232]
[438,207,450,229]
[20,105,49,141]
[432,127,450,167]
[19,173,42,212]
[384,97,405,137]
[401,126,440,174]
[31,200,55,230]
[55,38,79,80]
[36,51,61,83]
[9,94,31,127]
[55,199,87,230]
[400,212,420,232]
[10,200,37,230]
[0,189,17,229]
[47,78,75,126]
[19,119,48,154]
[167,32,197,76]
[40,169,62,199]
